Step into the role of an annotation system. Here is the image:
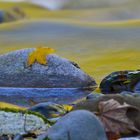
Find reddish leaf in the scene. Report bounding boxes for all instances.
[97,99,140,135]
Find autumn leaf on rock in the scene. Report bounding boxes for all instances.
[97,99,140,135]
[27,46,55,66]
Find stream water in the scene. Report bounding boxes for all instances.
[0,87,92,107]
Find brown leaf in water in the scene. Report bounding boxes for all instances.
[97,99,140,135]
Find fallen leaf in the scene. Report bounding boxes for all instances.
[97,99,140,135]
[27,46,55,66]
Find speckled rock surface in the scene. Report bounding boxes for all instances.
[0,48,96,88]
[0,110,49,135]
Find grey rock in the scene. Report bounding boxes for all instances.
[0,109,50,135]
[46,110,107,140]
[0,48,96,88]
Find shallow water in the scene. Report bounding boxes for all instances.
[0,87,92,107]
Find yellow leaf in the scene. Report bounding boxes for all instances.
[27,46,55,66]
[27,51,36,66]
[62,104,73,112]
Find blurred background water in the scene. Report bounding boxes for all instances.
[0,0,140,83]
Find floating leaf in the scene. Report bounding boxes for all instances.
[97,99,140,135]
[27,46,55,66]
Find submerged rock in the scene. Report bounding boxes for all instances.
[0,48,96,88]
[46,110,107,140]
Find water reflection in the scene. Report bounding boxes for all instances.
[0,87,92,107]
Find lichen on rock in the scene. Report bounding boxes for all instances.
[0,109,50,136]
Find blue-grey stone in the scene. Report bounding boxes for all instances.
[46,110,107,140]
